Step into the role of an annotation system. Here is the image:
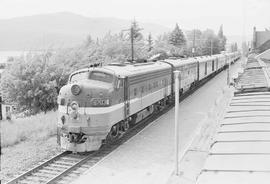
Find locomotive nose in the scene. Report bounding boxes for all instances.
[58,81,112,108]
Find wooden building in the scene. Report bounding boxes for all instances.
[252,27,270,53]
[0,95,15,120]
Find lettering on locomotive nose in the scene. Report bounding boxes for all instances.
[91,98,110,106]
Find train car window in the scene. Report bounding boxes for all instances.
[89,71,113,83]
[154,81,158,88]
[134,88,137,96]
[141,86,144,93]
[69,71,89,83]
[117,78,124,88]
[149,83,152,90]
[205,63,207,75]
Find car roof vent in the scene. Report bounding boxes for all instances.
[108,62,126,67]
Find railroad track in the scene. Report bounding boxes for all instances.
[6,62,231,184]
[6,102,175,184]
[6,151,93,184]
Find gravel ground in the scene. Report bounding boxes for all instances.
[0,136,62,183]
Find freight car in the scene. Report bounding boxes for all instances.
[57,52,240,152]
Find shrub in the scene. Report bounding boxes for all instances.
[1,111,57,148]
[0,53,68,114]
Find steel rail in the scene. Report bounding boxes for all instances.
[6,151,70,184]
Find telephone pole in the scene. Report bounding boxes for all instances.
[210,39,213,56]
[174,70,180,175]
[192,30,196,57]
[122,20,143,62]
[0,96,2,120]
[131,27,134,61]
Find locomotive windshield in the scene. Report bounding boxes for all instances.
[89,71,114,83]
[69,71,89,83]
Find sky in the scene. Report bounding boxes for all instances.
[0,0,269,38]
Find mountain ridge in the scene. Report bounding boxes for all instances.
[0,12,170,50]
[0,12,246,51]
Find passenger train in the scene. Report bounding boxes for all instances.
[57,52,241,152]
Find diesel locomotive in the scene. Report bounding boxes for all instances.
[57,52,240,152]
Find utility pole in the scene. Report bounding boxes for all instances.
[174,70,180,176]
[122,21,143,62]
[0,96,2,120]
[210,39,213,56]
[131,26,134,62]
[227,60,231,86]
[192,30,196,57]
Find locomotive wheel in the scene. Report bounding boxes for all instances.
[107,124,120,142]
[122,121,129,132]
[154,103,161,113]
[130,114,137,125]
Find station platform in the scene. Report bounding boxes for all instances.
[234,55,270,93]
[196,91,270,184]
[196,53,270,184]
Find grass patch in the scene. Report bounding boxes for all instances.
[1,111,58,148]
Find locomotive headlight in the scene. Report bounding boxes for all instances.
[71,84,81,96]
[71,101,79,111]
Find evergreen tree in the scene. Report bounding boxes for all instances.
[218,25,226,51]
[230,42,238,52]
[128,20,143,41]
[96,37,99,45]
[147,33,153,52]
[84,34,93,47]
[169,24,186,48]
[218,25,224,38]
[201,29,220,55]
[234,43,238,51]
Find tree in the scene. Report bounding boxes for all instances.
[147,33,153,52]
[125,20,144,61]
[84,34,93,47]
[242,41,249,56]
[234,43,238,51]
[128,20,143,41]
[150,33,171,55]
[218,25,227,51]
[230,42,238,52]
[169,24,186,48]
[201,29,220,55]
[0,54,62,114]
[185,29,203,56]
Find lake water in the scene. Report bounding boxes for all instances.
[0,50,46,63]
[0,51,25,63]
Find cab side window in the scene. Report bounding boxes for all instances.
[134,88,137,96]
[118,78,124,88]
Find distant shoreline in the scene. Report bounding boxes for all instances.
[0,50,46,63]
[0,51,24,63]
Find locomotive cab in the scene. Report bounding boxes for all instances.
[57,68,125,152]
[59,68,123,108]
